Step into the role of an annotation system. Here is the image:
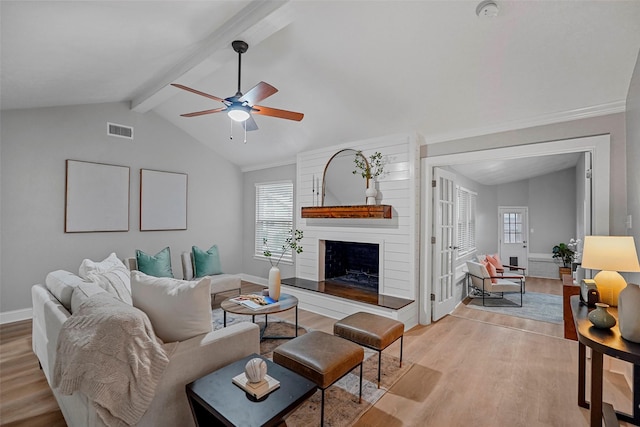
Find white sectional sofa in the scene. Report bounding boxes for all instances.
[123,253,242,301]
[32,265,259,427]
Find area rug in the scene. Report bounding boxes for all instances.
[465,291,563,324]
[210,308,413,426]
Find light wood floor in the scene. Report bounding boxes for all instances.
[0,278,633,426]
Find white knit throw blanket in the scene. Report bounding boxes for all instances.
[53,293,178,427]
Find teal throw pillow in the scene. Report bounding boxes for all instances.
[192,244,222,277]
[136,247,174,278]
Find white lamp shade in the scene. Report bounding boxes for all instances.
[580,236,640,272]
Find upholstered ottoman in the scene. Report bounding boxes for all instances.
[334,312,404,388]
[273,331,364,426]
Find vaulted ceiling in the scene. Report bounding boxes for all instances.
[2,1,639,173]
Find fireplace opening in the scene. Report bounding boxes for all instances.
[324,241,379,293]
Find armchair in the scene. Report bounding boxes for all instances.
[466,261,524,306]
[478,253,526,292]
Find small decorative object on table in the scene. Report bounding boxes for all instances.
[353,150,384,205]
[619,282,640,343]
[230,294,279,310]
[232,359,280,399]
[263,229,304,301]
[580,279,599,307]
[588,302,616,329]
[245,358,267,383]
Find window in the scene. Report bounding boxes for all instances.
[255,181,294,263]
[456,186,477,256]
[502,212,523,243]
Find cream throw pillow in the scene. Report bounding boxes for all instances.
[130,271,212,343]
[79,252,132,305]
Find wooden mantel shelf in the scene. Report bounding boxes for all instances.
[301,205,392,219]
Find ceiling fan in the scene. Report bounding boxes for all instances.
[171,40,303,132]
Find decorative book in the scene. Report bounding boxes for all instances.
[230,294,279,310]
[232,372,280,399]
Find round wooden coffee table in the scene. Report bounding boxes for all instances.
[220,293,299,340]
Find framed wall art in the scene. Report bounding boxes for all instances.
[140,169,188,231]
[65,160,130,233]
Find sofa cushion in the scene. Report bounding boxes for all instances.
[192,244,223,278]
[136,247,174,278]
[78,252,132,305]
[45,270,93,311]
[130,271,212,342]
[71,282,108,313]
[79,252,125,278]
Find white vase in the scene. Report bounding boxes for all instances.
[365,186,377,205]
[268,266,281,301]
[618,282,640,343]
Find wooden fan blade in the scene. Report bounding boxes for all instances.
[180,107,227,117]
[171,83,226,103]
[252,105,304,121]
[243,116,259,131]
[239,81,277,106]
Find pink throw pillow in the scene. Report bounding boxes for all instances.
[486,261,498,283]
[486,254,504,271]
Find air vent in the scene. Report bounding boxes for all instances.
[107,122,133,140]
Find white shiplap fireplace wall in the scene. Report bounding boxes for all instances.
[286,133,422,329]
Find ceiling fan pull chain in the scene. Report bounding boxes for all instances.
[229,119,233,140]
[243,121,247,144]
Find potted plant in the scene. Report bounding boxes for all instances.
[552,238,581,279]
[263,229,303,300]
[352,151,384,205]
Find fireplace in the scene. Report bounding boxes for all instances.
[323,240,379,293]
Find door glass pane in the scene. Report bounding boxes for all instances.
[503,212,523,243]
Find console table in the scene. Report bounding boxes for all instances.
[570,296,640,426]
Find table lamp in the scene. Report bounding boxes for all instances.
[580,235,640,343]
[580,236,640,307]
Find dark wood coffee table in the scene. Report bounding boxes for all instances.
[186,353,317,427]
[221,293,299,340]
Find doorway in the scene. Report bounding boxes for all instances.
[498,206,529,271]
[420,134,611,325]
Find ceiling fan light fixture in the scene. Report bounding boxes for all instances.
[227,107,250,122]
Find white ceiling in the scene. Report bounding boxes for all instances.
[2,1,640,174]
[450,151,581,185]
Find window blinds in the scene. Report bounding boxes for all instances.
[457,186,477,256]
[255,181,294,263]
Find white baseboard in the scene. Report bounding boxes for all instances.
[239,274,268,287]
[1,308,32,324]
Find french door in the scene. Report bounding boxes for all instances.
[432,168,457,321]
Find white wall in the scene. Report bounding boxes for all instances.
[528,168,577,254]
[0,102,243,317]
[626,49,640,285]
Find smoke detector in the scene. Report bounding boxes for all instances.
[476,0,499,18]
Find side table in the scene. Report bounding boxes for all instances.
[570,296,640,427]
[186,353,317,427]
